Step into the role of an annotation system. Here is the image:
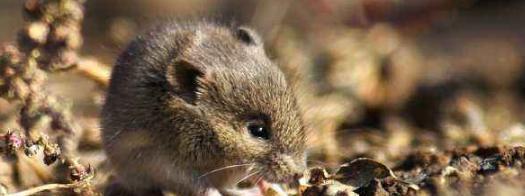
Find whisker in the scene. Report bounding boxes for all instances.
[235,170,260,185]
[254,175,264,185]
[198,163,254,179]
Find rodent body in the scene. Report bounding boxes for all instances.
[101,21,306,195]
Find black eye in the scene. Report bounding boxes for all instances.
[247,122,270,140]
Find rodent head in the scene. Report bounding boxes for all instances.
[164,25,307,184]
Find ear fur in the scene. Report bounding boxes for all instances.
[235,26,262,46]
[165,59,204,104]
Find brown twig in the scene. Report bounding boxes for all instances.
[8,182,82,196]
[76,57,110,88]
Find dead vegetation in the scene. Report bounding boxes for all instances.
[1,0,525,195]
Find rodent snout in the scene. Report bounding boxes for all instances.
[262,154,306,183]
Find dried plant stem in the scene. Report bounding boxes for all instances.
[8,183,78,196]
[76,58,110,87]
[1,0,96,191]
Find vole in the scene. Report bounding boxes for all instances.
[101,21,307,196]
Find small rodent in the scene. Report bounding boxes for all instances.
[101,21,307,195]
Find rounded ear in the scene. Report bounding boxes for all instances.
[165,59,205,104]
[235,26,262,46]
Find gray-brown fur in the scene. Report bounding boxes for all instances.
[102,20,306,195]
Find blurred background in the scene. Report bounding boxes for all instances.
[2,0,525,195]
